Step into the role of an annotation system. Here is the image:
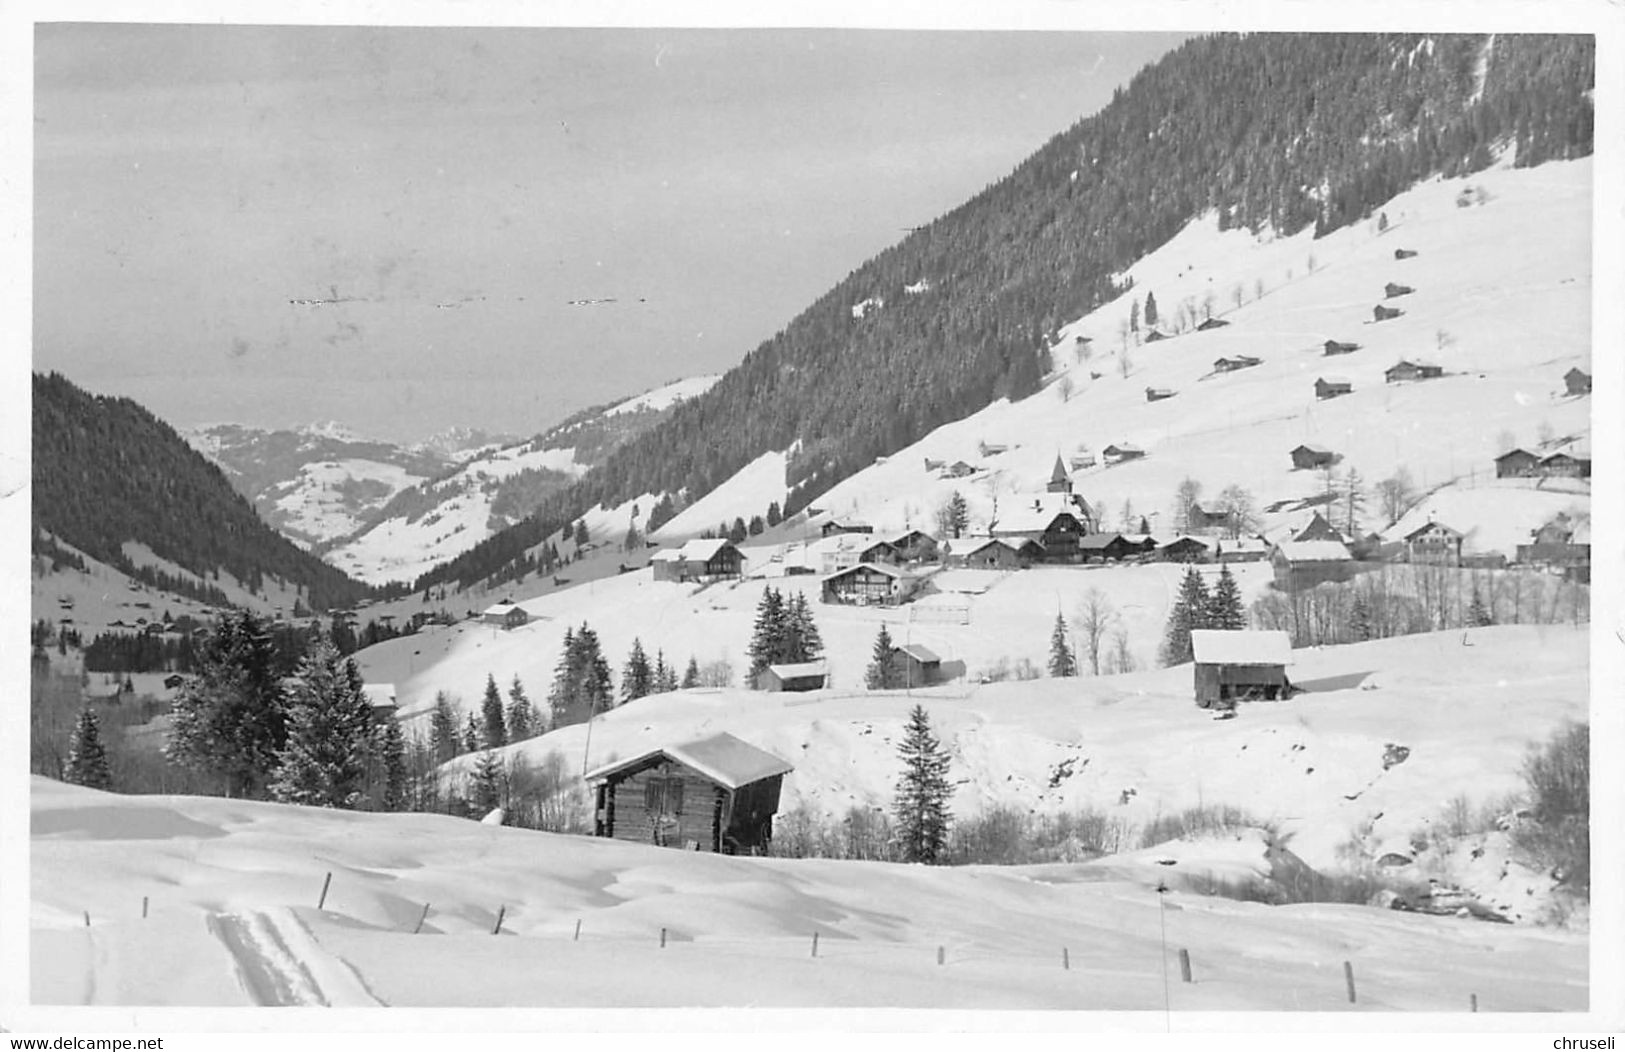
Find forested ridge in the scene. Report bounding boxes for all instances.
[32,372,378,611]
[421,32,1590,593]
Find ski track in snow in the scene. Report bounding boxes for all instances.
[208,908,384,1007]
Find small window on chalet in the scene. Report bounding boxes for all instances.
[644,777,684,813]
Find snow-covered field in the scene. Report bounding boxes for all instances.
[31,766,1587,1009]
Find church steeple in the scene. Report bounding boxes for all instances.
[1047,453,1072,494]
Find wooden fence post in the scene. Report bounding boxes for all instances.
[83,910,90,927]
[491,905,506,935]
[1470,993,1478,1013]
[317,872,332,910]
[141,896,148,919]
[1343,960,1357,1004]
[660,927,667,948]
[1179,948,1192,983]
[811,932,819,958]
[413,903,430,934]
[1062,947,1070,971]
[936,945,945,966]
[574,919,582,942]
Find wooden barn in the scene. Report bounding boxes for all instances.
[1271,539,1356,590]
[1539,450,1591,479]
[992,502,1090,563]
[1289,443,1337,470]
[888,529,939,563]
[586,732,793,854]
[1077,532,1140,563]
[821,562,917,606]
[1385,359,1443,383]
[1394,248,1418,260]
[1372,304,1405,322]
[481,600,529,629]
[1196,316,1230,331]
[1403,521,1464,565]
[1564,368,1592,396]
[1495,448,1541,478]
[1213,355,1261,373]
[756,661,829,692]
[1103,443,1146,464]
[978,441,1009,457]
[1144,329,1169,342]
[1190,630,1293,709]
[1145,386,1176,402]
[1323,340,1361,356]
[887,644,944,688]
[1154,535,1211,563]
[947,536,1025,570]
[361,683,398,718]
[944,460,978,478]
[1383,282,1415,298]
[1314,377,1353,400]
[820,518,874,538]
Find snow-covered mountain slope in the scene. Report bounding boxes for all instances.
[602,373,721,416]
[30,770,1587,1009]
[651,158,1591,553]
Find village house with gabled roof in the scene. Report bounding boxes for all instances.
[1153,535,1210,563]
[1538,449,1591,479]
[1289,443,1337,470]
[1385,359,1443,383]
[887,643,944,688]
[1292,510,1347,544]
[815,533,899,575]
[888,529,938,563]
[1077,532,1143,563]
[1314,377,1353,400]
[821,562,919,606]
[945,535,1025,570]
[361,683,398,718]
[1516,513,1590,583]
[756,661,829,693]
[654,538,744,583]
[586,731,793,854]
[1323,339,1360,356]
[1270,538,1355,590]
[481,599,529,628]
[1403,520,1464,565]
[1190,630,1293,708]
[991,500,1090,563]
[1213,355,1262,373]
[1495,448,1541,478]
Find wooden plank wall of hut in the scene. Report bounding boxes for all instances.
[609,761,727,851]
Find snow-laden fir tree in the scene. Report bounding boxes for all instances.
[746,588,788,685]
[506,676,535,741]
[378,716,408,812]
[654,650,679,694]
[462,712,480,755]
[681,655,701,690]
[1048,613,1078,677]
[622,638,653,703]
[269,640,376,809]
[787,592,824,663]
[481,673,507,749]
[1468,585,1493,627]
[64,706,112,791]
[470,749,505,819]
[166,609,286,798]
[1206,563,1246,630]
[1159,566,1212,667]
[892,704,952,864]
[548,622,614,726]
[430,690,461,762]
[1350,592,1375,641]
[865,624,897,690]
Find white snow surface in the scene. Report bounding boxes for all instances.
[602,374,722,416]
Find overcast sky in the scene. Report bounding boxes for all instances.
[34,24,1187,443]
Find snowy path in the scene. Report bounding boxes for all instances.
[208,908,384,1007]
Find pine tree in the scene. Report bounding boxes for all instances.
[1467,586,1493,627]
[866,624,897,689]
[462,712,480,755]
[1048,613,1078,677]
[64,706,112,791]
[574,519,589,547]
[470,749,505,818]
[481,673,508,749]
[1206,564,1246,630]
[766,501,782,528]
[892,704,952,864]
[729,517,748,543]
[748,515,765,536]
[506,676,535,741]
[786,592,824,662]
[165,609,287,798]
[430,690,461,762]
[1350,592,1374,641]
[378,717,408,811]
[622,638,653,703]
[947,491,969,538]
[653,650,679,694]
[270,641,376,809]
[681,656,701,690]
[1159,567,1212,667]
[1144,291,1159,329]
[747,587,788,685]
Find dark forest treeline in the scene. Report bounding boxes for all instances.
[32,372,383,611]
[416,32,1591,593]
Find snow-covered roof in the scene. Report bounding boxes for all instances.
[1077,532,1128,550]
[897,644,940,664]
[993,504,1083,534]
[650,548,684,562]
[765,661,829,680]
[678,537,734,561]
[1291,443,1333,455]
[361,683,396,709]
[481,600,517,617]
[584,732,793,790]
[1404,521,1463,541]
[1273,539,1352,562]
[1190,630,1293,667]
[822,562,909,582]
[1495,447,1539,461]
[1318,376,1353,386]
[950,535,1015,555]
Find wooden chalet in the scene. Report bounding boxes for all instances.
[1403,521,1464,565]
[756,661,829,692]
[1190,630,1293,709]
[1102,443,1146,464]
[1495,448,1541,478]
[655,539,745,582]
[887,644,944,688]
[1372,304,1404,322]
[481,600,529,629]
[1213,355,1261,373]
[1154,535,1210,563]
[1271,539,1355,590]
[1314,377,1353,400]
[946,536,1025,570]
[820,518,874,538]
[586,732,793,854]
[1213,538,1271,563]
[1323,339,1361,356]
[1394,248,1418,260]
[1077,532,1140,563]
[821,562,917,606]
[1289,443,1337,470]
[1385,359,1443,383]
[1186,503,1230,535]
[992,500,1090,563]
[1383,282,1415,298]
[1196,317,1230,331]
[1145,386,1176,402]
[1564,368,1592,396]
[888,529,939,563]
[1539,450,1591,479]
[361,683,398,718]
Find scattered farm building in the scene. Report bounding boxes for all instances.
[653,539,744,583]
[888,529,939,563]
[886,644,945,688]
[1372,305,1404,322]
[1190,630,1293,709]
[1070,451,1097,470]
[361,683,398,717]
[1103,443,1146,464]
[1495,448,1541,478]
[978,441,1009,457]
[1077,532,1144,563]
[1383,282,1415,298]
[1385,359,1443,383]
[1214,538,1271,563]
[1271,539,1356,590]
[756,661,830,693]
[481,600,529,629]
[820,518,874,538]
[1213,355,1261,373]
[1403,521,1465,565]
[1153,535,1210,563]
[1323,340,1361,356]
[821,563,920,606]
[1185,503,1232,535]
[945,536,1026,570]
[943,461,978,478]
[1314,377,1353,400]
[1144,329,1169,343]
[1539,450,1590,479]
[1196,317,1230,331]
[1289,444,1337,470]
[162,673,185,691]
[1394,248,1418,260]
[586,732,793,854]
[1564,368,1591,396]
[992,501,1092,563]
[1145,386,1176,402]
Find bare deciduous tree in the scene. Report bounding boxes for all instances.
[1075,589,1116,676]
